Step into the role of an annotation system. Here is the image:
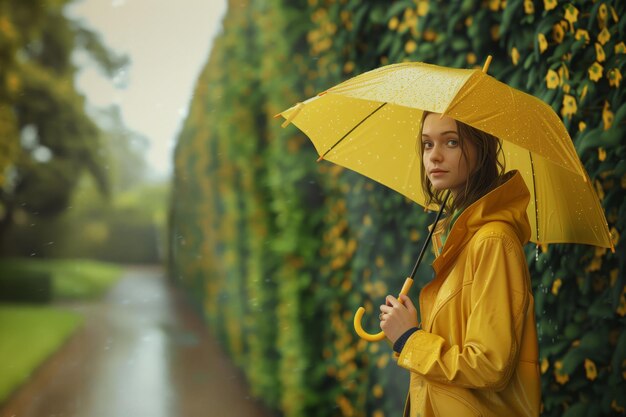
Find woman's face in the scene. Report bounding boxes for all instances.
[421,113,477,197]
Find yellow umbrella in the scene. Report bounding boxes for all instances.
[275,56,614,340]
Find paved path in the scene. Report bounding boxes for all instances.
[0,266,275,417]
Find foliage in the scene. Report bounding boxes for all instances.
[0,0,127,251]
[0,258,122,300]
[0,305,82,403]
[0,102,164,263]
[170,0,625,416]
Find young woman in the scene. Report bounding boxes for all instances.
[379,112,541,417]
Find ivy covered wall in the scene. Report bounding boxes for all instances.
[170,0,625,416]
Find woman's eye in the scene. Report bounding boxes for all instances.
[447,139,459,146]
[423,141,433,149]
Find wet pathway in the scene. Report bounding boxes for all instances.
[0,266,275,417]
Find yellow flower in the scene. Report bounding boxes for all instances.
[489,0,500,11]
[373,410,385,417]
[545,69,559,89]
[614,42,626,55]
[595,43,606,62]
[536,33,548,53]
[541,357,549,374]
[597,3,608,29]
[336,395,354,416]
[598,27,611,45]
[561,94,577,118]
[423,29,437,41]
[603,101,613,130]
[612,400,626,414]
[375,256,385,268]
[388,16,399,30]
[405,40,417,54]
[466,52,477,65]
[465,16,473,27]
[563,84,570,93]
[554,361,569,384]
[578,121,586,132]
[588,62,603,82]
[376,353,389,368]
[369,341,380,353]
[575,29,590,45]
[511,47,520,65]
[608,68,622,88]
[584,358,598,381]
[343,61,355,74]
[417,0,429,16]
[564,4,578,24]
[410,229,421,241]
[372,384,384,398]
[544,0,557,11]
[551,278,562,295]
[598,147,606,162]
[553,23,565,43]
[524,0,534,14]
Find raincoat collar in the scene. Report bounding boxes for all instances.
[431,170,531,275]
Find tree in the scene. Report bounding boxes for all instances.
[0,0,127,251]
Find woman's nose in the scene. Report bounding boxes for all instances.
[429,145,443,162]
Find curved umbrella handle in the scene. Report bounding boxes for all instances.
[353,277,414,342]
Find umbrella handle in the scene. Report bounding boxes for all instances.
[353,277,414,342]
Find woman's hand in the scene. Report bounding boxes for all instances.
[379,294,418,343]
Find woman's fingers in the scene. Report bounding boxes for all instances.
[386,295,401,307]
[399,294,417,312]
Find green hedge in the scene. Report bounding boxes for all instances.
[0,258,122,300]
[170,0,625,416]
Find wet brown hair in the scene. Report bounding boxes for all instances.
[417,111,506,229]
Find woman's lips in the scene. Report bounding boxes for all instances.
[430,170,448,176]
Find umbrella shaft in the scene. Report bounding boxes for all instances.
[409,191,450,280]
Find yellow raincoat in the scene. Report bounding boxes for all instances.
[398,170,541,417]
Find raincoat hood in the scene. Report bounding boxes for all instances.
[432,170,531,274]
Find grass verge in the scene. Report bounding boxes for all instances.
[0,305,83,404]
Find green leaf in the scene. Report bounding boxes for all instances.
[611,331,626,380]
[561,347,585,373]
[385,1,413,20]
[451,37,470,51]
[562,402,588,417]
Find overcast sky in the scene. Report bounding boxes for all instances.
[66,0,228,181]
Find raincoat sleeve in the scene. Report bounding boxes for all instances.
[397,231,530,390]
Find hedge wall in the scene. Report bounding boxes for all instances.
[170,0,625,416]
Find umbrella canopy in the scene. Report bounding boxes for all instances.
[275,60,613,251]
